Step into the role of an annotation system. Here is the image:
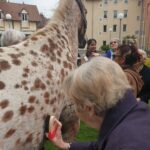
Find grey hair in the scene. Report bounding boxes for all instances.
[1,29,25,47]
[138,49,147,60]
[63,57,131,114]
[110,38,121,45]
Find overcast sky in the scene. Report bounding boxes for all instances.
[9,0,60,18]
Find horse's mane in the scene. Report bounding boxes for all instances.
[32,0,77,36]
[52,0,73,21]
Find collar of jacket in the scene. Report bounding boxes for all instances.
[98,89,138,150]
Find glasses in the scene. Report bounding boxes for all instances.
[110,41,117,45]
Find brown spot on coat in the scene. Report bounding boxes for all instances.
[61,69,65,82]
[34,78,41,89]
[68,63,73,70]
[45,98,49,104]
[50,52,57,62]
[0,100,9,109]
[52,107,56,113]
[0,81,5,90]
[14,84,20,89]
[50,97,56,105]
[31,36,38,41]
[48,38,58,50]
[63,61,68,68]
[44,92,49,98]
[23,42,28,47]
[31,61,38,67]
[8,54,20,59]
[41,83,46,90]
[48,64,54,70]
[4,129,16,138]
[61,35,68,45]
[30,50,38,56]
[57,58,61,64]
[36,32,46,36]
[47,70,52,79]
[2,111,14,122]
[34,78,46,90]
[22,73,28,78]
[16,138,21,145]
[41,44,49,53]
[12,59,21,66]
[25,133,33,143]
[19,105,27,115]
[0,60,11,71]
[57,50,61,57]
[23,67,30,74]
[28,96,36,103]
[28,106,34,113]
[21,80,27,86]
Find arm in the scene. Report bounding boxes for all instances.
[46,116,98,150]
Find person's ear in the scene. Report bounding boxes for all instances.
[84,103,95,116]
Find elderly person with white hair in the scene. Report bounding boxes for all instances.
[47,57,150,150]
[110,38,121,52]
[1,29,25,47]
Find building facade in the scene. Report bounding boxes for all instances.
[0,1,42,39]
[83,0,145,49]
[144,0,150,50]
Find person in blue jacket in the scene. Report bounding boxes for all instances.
[47,57,150,150]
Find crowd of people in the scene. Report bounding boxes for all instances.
[1,28,150,149]
[48,37,150,149]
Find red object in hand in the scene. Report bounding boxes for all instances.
[47,116,61,140]
[48,124,58,140]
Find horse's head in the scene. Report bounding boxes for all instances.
[76,0,87,49]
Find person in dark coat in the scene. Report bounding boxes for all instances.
[139,65,150,103]
[138,49,150,103]
[47,57,150,150]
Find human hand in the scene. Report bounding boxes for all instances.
[92,52,100,57]
[136,97,141,101]
[46,116,70,149]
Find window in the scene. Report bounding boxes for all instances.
[124,0,128,3]
[0,11,3,19]
[138,0,141,6]
[104,0,108,4]
[137,16,140,21]
[113,25,117,32]
[135,30,139,35]
[114,10,118,18]
[124,10,128,18]
[104,11,108,18]
[123,24,127,32]
[103,41,107,45]
[21,10,28,21]
[21,13,28,21]
[103,25,107,32]
[114,0,118,4]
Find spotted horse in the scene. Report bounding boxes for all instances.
[0,0,87,149]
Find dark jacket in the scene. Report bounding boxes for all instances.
[70,90,150,150]
[139,65,150,103]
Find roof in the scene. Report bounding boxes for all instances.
[0,2,41,21]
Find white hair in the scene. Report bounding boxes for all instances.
[63,57,131,115]
[138,49,147,60]
[1,29,25,47]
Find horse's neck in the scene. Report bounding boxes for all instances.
[45,0,80,65]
